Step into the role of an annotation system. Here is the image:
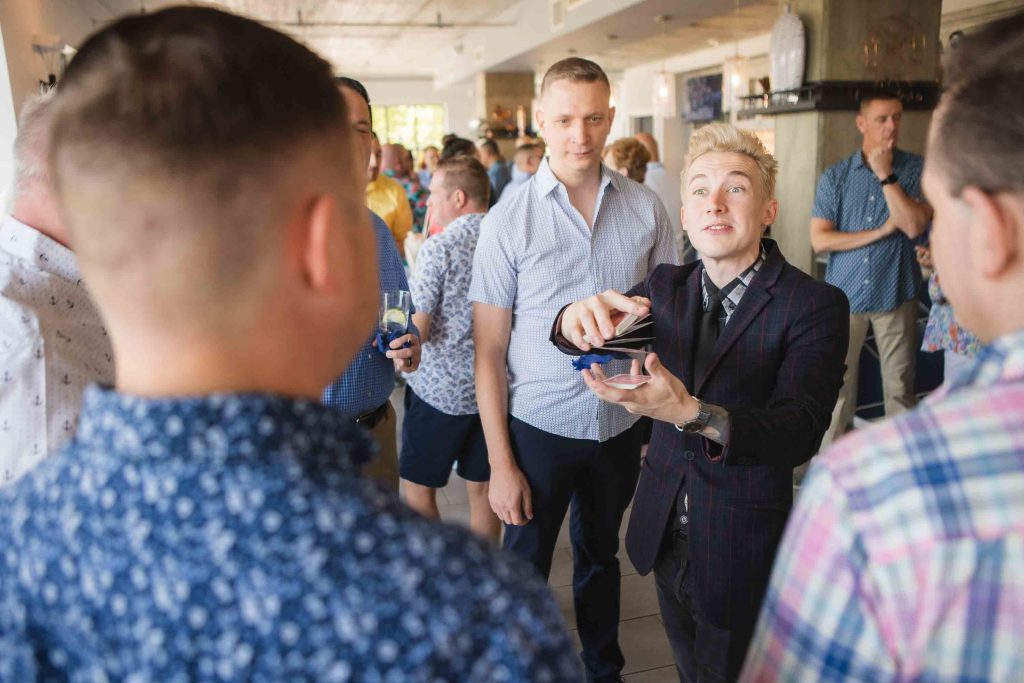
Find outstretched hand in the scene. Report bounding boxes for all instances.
[581,353,698,425]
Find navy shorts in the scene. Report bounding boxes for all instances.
[400,386,490,488]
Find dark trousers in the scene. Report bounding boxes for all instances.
[505,417,643,683]
[654,531,735,683]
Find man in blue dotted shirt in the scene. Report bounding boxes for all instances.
[810,92,933,450]
[0,8,582,682]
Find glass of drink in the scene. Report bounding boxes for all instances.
[380,290,411,338]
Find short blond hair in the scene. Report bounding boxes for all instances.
[684,124,777,199]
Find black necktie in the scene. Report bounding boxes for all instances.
[693,289,725,384]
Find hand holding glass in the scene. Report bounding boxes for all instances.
[380,291,411,337]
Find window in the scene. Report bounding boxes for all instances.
[371,104,447,155]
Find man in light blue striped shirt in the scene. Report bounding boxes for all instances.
[469,57,677,683]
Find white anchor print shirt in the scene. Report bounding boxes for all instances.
[0,215,113,486]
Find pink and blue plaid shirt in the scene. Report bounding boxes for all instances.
[742,329,1024,682]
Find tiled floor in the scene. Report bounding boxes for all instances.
[393,387,679,681]
[435,474,678,681]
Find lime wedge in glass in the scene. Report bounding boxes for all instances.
[381,308,408,329]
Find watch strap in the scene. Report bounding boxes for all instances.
[675,399,712,433]
[879,173,899,186]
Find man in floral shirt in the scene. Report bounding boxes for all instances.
[0,8,582,682]
[403,156,499,541]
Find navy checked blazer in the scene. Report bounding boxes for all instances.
[622,240,848,654]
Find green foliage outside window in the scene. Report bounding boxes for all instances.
[371,104,447,156]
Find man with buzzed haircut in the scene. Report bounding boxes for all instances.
[0,8,582,681]
[470,57,677,682]
[812,91,933,448]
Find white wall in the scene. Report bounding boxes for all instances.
[358,76,479,140]
[0,1,95,114]
[612,33,773,177]
[0,24,17,209]
[0,0,97,207]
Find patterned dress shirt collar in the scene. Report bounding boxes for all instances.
[534,157,623,197]
[2,216,80,283]
[700,243,767,322]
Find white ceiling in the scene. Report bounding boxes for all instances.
[79,0,529,78]
[63,0,1024,82]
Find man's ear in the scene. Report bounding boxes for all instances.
[608,105,616,128]
[963,186,1020,279]
[535,106,546,134]
[679,206,688,234]
[455,188,467,210]
[762,198,779,228]
[302,193,336,292]
[855,113,867,136]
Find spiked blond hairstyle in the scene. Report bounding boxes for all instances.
[683,123,778,199]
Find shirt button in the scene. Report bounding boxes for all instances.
[684,450,694,461]
[869,196,875,201]
[679,515,689,526]
[863,257,869,263]
[864,279,870,284]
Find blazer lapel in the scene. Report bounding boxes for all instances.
[670,267,703,390]
[693,240,785,395]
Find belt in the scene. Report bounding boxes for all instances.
[353,402,389,430]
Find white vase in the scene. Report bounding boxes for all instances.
[770,5,806,93]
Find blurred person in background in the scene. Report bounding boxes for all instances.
[418,144,440,188]
[365,133,413,256]
[603,137,651,183]
[502,142,545,198]
[402,156,499,542]
[636,132,693,264]
[479,139,512,202]
[0,95,113,486]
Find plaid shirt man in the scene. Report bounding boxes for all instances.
[742,329,1024,681]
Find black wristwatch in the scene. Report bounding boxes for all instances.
[675,399,712,433]
[879,173,899,186]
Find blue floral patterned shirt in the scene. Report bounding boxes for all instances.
[0,386,583,682]
[407,212,484,416]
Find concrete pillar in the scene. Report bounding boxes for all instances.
[475,71,534,159]
[771,0,941,275]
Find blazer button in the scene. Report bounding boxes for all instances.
[684,450,694,461]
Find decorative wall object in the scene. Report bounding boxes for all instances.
[769,5,806,93]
